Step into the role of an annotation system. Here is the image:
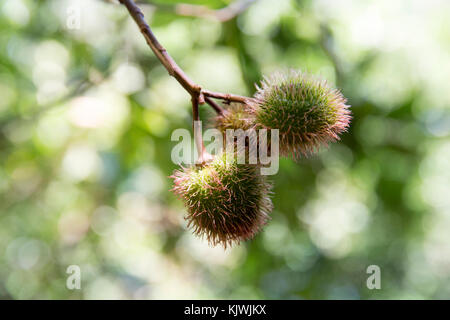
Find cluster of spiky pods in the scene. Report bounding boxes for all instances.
[171,70,351,248]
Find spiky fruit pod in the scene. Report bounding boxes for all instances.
[213,103,255,132]
[212,103,265,163]
[251,70,351,158]
[170,153,272,248]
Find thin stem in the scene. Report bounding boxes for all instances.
[204,97,224,115]
[191,94,202,155]
[202,89,254,104]
[192,94,212,164]
[172,0,257,22]
[191,94,200,124]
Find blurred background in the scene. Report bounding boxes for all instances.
[0,0,449,299]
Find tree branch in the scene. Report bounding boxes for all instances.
[118,0,254,109]
[106,0,257,22]
[171,0,257,22]
[118,0,258,162]
[119,0,199,96]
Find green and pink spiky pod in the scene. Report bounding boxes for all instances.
[171,153,272,248]
[251,70,351,157]
[213,103,254,132]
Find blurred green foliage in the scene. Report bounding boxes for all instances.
[0,0,449,299]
